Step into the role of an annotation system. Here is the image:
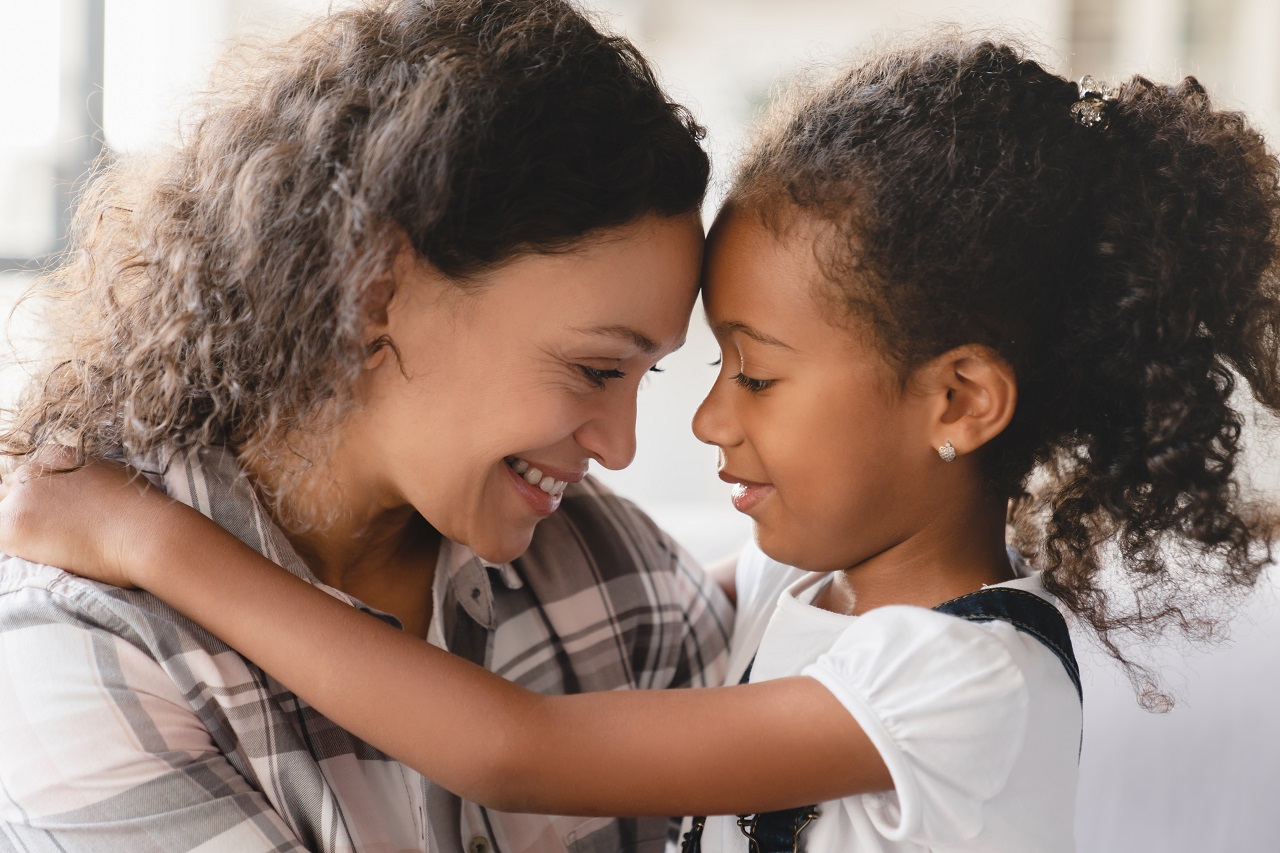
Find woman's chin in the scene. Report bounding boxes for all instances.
[467,525,538,565]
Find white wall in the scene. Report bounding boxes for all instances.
[9,2,1280,556]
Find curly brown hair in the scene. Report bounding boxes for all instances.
[2,0,709,499]
[733,36,1280,704]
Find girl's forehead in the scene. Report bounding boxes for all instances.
[703,210,824,308]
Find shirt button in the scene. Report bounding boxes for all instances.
[468,836,489,853]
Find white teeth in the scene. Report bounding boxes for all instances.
[509,458,568,497]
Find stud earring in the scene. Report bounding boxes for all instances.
[938,440,956,462]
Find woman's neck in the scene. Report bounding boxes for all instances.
[243,435,442,636]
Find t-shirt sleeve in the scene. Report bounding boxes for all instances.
[802,605,1031,845]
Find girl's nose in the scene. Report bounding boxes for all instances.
[692,376,738,449]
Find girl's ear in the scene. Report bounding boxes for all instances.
[917,345,1017,459]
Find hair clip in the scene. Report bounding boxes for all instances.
[1070,76,1118,130]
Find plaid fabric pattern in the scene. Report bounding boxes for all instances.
[0,448,732,852]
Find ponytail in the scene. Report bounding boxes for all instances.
[1026,74,1280,702]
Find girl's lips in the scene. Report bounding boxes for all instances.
[729,482,775,514]
[719,471,774,514]
[504,462,563,516]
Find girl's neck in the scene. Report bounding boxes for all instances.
[814,491,1014,616]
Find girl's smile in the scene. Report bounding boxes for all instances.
[717,469,775,514]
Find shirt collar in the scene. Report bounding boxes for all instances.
[439,538,524,591]
[437,538,523,631]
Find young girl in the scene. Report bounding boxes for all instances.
[3,37,1278,852]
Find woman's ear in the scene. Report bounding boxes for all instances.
[362,235,421,370]
[361,270,397,370]
[915,345,1017,459]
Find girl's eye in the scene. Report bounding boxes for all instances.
[578,365,626,388]
[733,372,774,394]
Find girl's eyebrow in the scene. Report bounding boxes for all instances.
[713,320,794,350]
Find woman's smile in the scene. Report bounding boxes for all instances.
[503,456,586,515]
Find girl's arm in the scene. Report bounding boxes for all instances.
[0,462,887,817]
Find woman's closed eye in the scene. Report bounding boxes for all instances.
[577,363,668,389]
[577,365,627,389]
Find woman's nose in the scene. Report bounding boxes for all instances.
[575,392,639,471]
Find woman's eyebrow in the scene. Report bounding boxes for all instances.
[576,325,662,354]
[712,320,794,350]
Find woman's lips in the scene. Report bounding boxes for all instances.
[505,462,562,516]
[503,456,586,517]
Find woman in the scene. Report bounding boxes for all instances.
[0,2,731,852]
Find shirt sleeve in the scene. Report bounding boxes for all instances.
[802,605,1031,845]
[0,587,308,853]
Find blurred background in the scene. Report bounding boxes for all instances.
[6,0,1280,560]
[3,1,1279,849]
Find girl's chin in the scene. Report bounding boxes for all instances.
[752,526,826,573]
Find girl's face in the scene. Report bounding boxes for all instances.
[346,213,703,563]
[693,208,941,573]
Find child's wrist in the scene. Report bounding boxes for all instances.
[127,497,196,590]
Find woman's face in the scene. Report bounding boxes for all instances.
[347,213,703,563]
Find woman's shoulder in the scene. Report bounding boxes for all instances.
[0,553,159,637]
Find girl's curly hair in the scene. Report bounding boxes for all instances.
[1,0,709,503]
[734,36,1280,704]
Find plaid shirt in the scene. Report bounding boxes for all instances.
[0,448,732,853]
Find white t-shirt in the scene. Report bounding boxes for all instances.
[695,542,1081,852]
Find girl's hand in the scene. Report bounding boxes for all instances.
[0,454,177,589]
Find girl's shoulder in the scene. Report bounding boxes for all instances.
[816,573,1074,695]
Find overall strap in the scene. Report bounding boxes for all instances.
[932,587,1082,701]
